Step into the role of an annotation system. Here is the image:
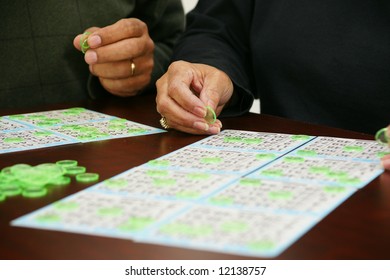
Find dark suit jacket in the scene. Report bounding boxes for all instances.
[173,0,390,134]
[0,0,184,109]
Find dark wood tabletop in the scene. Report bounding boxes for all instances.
[1,94,389,260]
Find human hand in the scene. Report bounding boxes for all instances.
[156,61,234,135]
[380,125,390,171]
[73,18,154,96]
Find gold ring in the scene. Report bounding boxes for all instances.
[159,116,170,129]
[130,60,136,76]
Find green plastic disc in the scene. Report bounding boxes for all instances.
[64,166,86,175]
[22,183,46,191]
[76,173,99,183]
[375,127,389,145]
[2,186,22,197]
[204,106,216,124]
[80,32,91,54]
[17,171,51,188]
[48,175,71,186]
[35,163,65,177]
[56,160,78,168]
[22,188,48,198]
[9,164,32,175]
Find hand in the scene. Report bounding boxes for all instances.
[156,61,234,134]
[73,18,154,97]
[381,125,390,171]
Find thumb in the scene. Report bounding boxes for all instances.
[199,71,233,113]
[73,27,100,51]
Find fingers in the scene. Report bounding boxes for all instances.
[73,19,154,65]
[157,86,220,134]
[73,27,99,51]
[81,19,153,64]
[99,73,150,97]
[157,87,222,135]
[90,18,146,47]
[73,19,146,52]
[73,19,154,96]
[156,61,232,135]
[156,63,210,133]
[84,34,154,64]
[163,116,222,135]
[95,54,153,97]
[382,154,390,171]
[381,125,390,170]
[89,54,153,79]
[199,69,234,116]
[89,50,153,96]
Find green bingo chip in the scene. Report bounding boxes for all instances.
[76,173,99,183]
[56,160,78,168]
[22,188,48,198]
[64,166,86,175]
[204,106,216,124]
[35,163,64,175]
[80,32,91,54]
[2,185,22,197]
[48,175,71,186]
[0,160,97,200]
[375,127,389,145]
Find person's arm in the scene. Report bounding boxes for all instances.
[172,0,255,117]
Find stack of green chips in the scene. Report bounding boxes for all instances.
[0,160,99,202]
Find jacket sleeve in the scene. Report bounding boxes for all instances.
[171,0,255,117]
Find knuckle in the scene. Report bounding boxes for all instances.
[146,39,155,52]
[168,82,181,96]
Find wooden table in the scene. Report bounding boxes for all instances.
[1,94,389,260]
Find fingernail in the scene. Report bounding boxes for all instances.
[84,51,98,64]
[208,126,221,134]
[88,35,101,48]
[215,120,222,128]
[193,121,209,131]
[194,106,206,118]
